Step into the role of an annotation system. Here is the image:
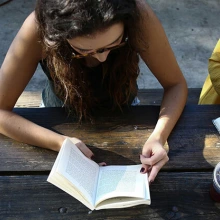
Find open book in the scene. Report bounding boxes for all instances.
[47,138,151,210]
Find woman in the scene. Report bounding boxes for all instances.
[0,0,187,182]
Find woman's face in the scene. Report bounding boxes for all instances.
[67,23,124,62]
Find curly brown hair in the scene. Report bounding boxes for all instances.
[35,0,145,121]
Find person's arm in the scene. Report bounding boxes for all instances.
[136,1,188,182]
[0,12,93,157]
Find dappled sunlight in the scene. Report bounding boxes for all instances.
[203,135,220,167]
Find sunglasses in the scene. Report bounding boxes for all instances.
[71,37,128,59]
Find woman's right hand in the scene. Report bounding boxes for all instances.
[69,137,94,159]
[68,137,106,166]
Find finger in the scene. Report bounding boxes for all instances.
[142,148,152,158]
[76,143,94,158]
[140,164,148,174]
[148,156,169,182]
[69,138,94,158]
[140,154,151,173]
[148,165,160,183]
[140,150,166,166]
[99,162,107,166]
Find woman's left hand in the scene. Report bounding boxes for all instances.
[140,138,169,183]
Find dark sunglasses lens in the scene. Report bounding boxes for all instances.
[72,39,127,58]
[97,48,105,54]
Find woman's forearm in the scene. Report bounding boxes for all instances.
[152,82,188,145]
[0,109,65,151]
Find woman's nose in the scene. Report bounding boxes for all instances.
[93,51,110,62]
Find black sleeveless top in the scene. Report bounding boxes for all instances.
[39,59,136,109]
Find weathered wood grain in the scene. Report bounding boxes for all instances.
[15,91,41,108]
[138,88,201,105]
[1,105,220,219]
[0,172,219,220]
[0,105,220,172]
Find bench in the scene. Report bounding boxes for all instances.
[15,88,201,107]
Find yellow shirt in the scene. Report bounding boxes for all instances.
[199,39,220,104]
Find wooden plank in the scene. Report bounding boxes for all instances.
[15,88,202,108]
[0,172,219,219]
[138,88,201,105]
[0,105,220,171]
[15,91,41,108]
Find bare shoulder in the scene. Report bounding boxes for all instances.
[136,0,150,10]
[23,11,38,28]
[13,11,44,60]
[135,0,185,87]
[20,11,39,39]
[134,0,166,52]
[0,12,44,109]
[135,0,159,25]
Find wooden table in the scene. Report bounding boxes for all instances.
[1,105,220,219]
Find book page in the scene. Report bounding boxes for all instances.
[56,139,100,207]
[95,164,147,206]
[47,142,94,210]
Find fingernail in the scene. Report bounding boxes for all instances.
[140,167,145,173]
